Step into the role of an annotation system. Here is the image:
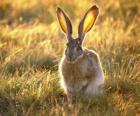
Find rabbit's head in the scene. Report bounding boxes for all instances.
[57,5,99,62]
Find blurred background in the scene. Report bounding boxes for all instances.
[0,0,139,74]
[0,0,140,115]
[0,0,139,25]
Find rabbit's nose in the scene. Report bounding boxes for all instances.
[69,54,72,59]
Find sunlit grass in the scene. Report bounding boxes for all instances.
[0,0,140,115]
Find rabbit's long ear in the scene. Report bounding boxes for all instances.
[57,7,72,38]
[78,5,99,41]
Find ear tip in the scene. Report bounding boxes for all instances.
[91,5,99,11]
[56,7,62,13]
[90,5,99,15]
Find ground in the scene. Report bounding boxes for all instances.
[0,0,140,115]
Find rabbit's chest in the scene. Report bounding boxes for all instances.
[65,68,88,93]
[62,62,91,92]
[63,62,89,80]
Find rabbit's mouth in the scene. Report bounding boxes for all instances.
[65,53,83,64]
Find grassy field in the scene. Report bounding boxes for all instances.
[0,0,140,115]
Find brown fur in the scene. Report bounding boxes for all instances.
[57,5,104,100]
[59,49,104,98]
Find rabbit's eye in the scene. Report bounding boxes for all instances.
[66,43,69,46]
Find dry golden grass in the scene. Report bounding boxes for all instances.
[0,0,140,115]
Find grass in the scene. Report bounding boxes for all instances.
[0,0,140,115]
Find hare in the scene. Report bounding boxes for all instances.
[57,5,104,100]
